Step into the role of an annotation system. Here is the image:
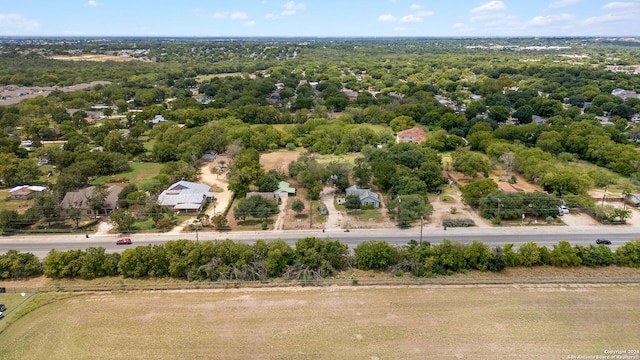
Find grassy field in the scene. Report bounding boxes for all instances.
[92,162,161,187]
[0,284,638,359]
[0,191,33,214]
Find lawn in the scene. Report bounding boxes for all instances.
[314,152,362,165]
[0,191,33,214]
[0,285,638,359]
[92,162,161,187]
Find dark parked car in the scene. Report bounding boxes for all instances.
[0,304,5,312]
[116,237,132,245]
[596,239,612,245]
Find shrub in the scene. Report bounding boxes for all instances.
[354,241,398,271]
[155,218,172,230]
[442,218,475,227]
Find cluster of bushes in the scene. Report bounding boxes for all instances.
[442,218,476,228]
[0,250,43,279]
[4,238,640,282]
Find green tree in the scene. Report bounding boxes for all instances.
[344,194,361,210]
[291,199,305,215]
[461,179,499,207]
[87,185,109,218]
[234,195,279,222]
[550,241,582,267]
[228,148,263,197]
[390,116,416,132]
[212,214,228,228]
[0,250,43,279]
[67,207,82,229]
[615,240,640,267]
[514,105,534,124]
[487,105,510,122]
[34,192,61,227]
[110,208,136,232]
[354,241,398,270]
[452,149,491,179]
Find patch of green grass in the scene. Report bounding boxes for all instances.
[440,195,455,202]
[0,192,34,214]
[143,138,156,152]
[314,153,362,165]
[346,208,383,225]
[92,162,161,187]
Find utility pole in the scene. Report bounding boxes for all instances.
[420,216,424,245]
[309,197,312,229]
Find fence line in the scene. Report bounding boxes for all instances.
[2,276,639,294]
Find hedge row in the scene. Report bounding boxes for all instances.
[2,238,640,281]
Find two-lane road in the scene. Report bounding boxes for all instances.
[1,225,638,258]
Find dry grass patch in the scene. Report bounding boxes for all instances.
[1,284,639,359]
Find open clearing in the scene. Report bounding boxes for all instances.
[48,54,151,62]
[0,284,638,359]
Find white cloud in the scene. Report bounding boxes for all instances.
[470,1,506,13]
[410,4,422,10]
[470,13,502,22]
[527,13,575,26]
[265,13,279,19]
[243,20,256,27]
[231,12,248,20]
[528,16,552,26]
[84,0,102,7]
[0,13,40,31]
[282,1,305,15]
[582,13,631,24]
[416,10,435,17]
[378,14,397,22]
[399,14,423,23]
[602,2,636,9]
[549,0,580,8]
[211,11,250,21]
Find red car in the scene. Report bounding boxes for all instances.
[116,237,132,245]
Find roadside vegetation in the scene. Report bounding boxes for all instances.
[2,238,640,283]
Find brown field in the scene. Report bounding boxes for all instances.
[260,149,302,173]
[48,54,150,62]
[0,281,638,359]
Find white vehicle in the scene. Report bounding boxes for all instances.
[558,205,569,215]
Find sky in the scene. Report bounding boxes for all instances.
[1,0,639,38]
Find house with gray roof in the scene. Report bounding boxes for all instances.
[158,180,214,214]
[345,185,380,208]
[60,185,122,216]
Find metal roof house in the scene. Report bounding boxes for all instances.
[8,185,47,199]
[158,180,214,214]
[276,181,296,198]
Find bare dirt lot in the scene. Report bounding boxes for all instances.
[48,54,151,62]
[1,283,639,359]
[260,149,301,174]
